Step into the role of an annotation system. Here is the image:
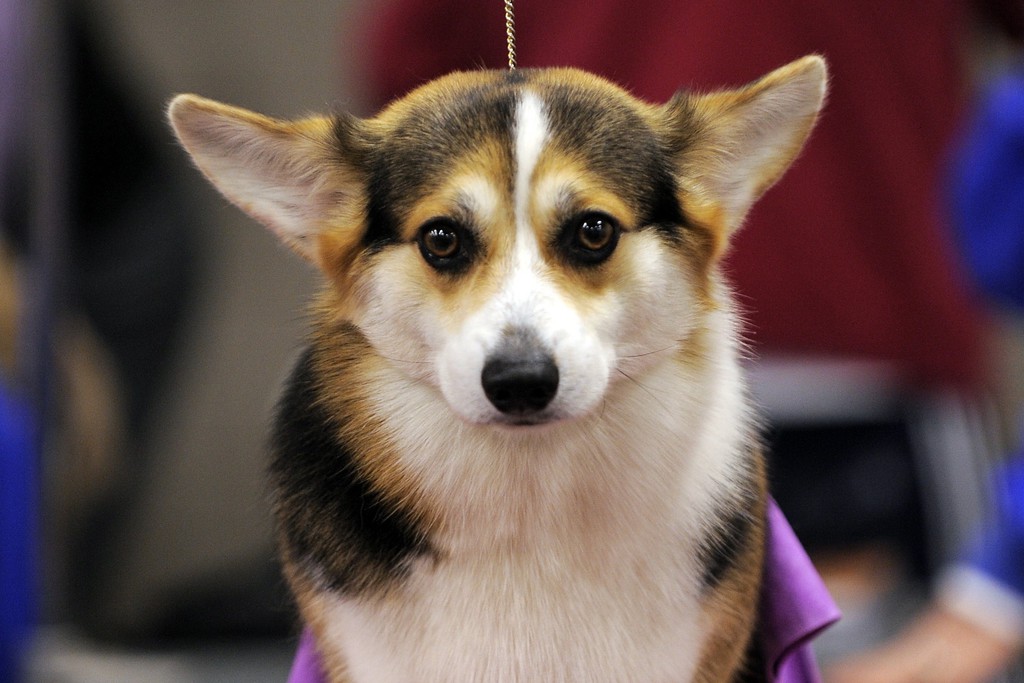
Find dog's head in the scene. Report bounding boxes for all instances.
[169,58,825,428]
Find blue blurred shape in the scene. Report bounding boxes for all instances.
[0,380,36,683]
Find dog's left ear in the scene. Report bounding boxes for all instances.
[665,55,827,237]
[168,95,366,263]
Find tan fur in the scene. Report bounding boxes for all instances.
[284,561,353,683]
[694,456,769,683]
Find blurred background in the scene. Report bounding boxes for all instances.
[1,1,1023,682]
[2,1,365,680]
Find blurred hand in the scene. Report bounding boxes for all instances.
[826,606,1020,683]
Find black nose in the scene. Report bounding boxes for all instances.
[481,352,559,415]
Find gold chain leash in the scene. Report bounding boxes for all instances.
[504,0,517,70]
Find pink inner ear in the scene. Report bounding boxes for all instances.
[169,98,342,261]
[680,58,826,233]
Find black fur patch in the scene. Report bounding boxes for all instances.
[733,628,768,683]
[270,347,431,595]
[696,457,764,589]
[699,506,756,589]
[642,169,690,239]
[362,163,403,252]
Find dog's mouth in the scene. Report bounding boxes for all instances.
[492,412,561,428]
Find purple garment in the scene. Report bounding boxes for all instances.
[288,629,324,683]
[286,500,839,683]
[760,501,841,682]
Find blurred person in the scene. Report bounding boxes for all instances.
[828,66,1024,683]
[1,0,36,679]
[0,244,36,683]
[49,7,199,635]
[0,1,202,642]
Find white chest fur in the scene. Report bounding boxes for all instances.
[310,348,750,683]
[320,543,706,683]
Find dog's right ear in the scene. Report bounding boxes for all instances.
[168,95,366,263]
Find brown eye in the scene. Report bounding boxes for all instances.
[577,215,615,251]
[423,225,459,258]
[417,220,473,271]
[561,212,620,265]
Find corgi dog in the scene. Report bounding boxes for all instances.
[168,55,826,683]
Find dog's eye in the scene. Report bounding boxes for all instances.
[417,220,471,270]
[577,215,616,251]
[422,224,459,259]
[562,212,620,265]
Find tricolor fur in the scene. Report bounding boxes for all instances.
[168,57,826,683]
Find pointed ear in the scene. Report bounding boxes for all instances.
[167,94,366,261]
[666,55,827,234]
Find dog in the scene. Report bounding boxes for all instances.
[168,55,826,683]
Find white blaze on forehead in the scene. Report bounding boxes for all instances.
[514,91,549,238]
[506,90,550,322]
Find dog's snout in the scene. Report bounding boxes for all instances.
[482,348,559,416]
